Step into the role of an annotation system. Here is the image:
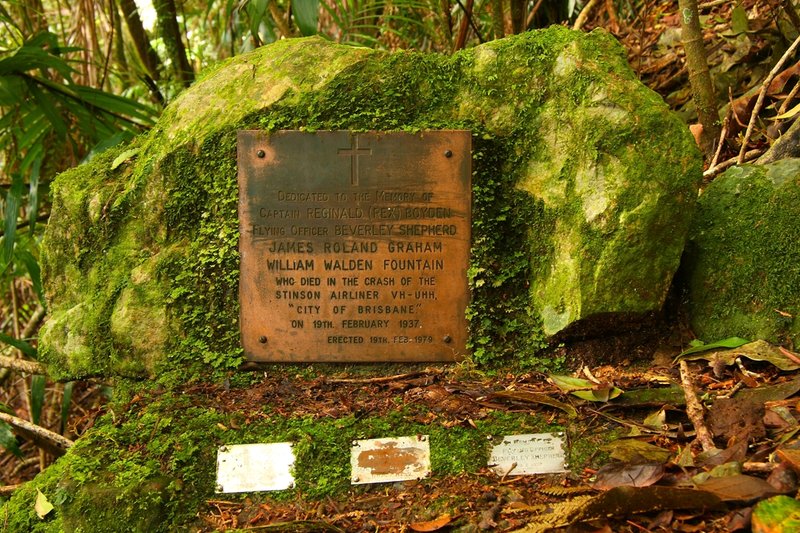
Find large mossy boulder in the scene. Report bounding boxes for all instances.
[684,159,800,344]
[40,27,700,379]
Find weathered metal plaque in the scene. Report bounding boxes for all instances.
[216,443,295,493]
[488,433,568,476]
[238,130,471,362]
[350,435,431,484]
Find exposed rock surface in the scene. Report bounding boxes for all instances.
[684,158,800,344]
[40,27,700,379]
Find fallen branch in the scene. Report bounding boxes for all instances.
[326,369,441,384]
[0,356,45,375]
[738,34,800,163]
[244,521,345,532]
[0,412,73,456]
[679,360,717,452]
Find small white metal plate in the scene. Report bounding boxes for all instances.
[351,435,431,484]
[489,433,568,476]
[216,443,295,493]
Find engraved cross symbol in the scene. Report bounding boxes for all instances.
[338,135,372,186]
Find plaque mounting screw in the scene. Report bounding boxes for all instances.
[258,336,268,344]
[256,149,266,158]
[443,335,452,344]
[444,150,453,158]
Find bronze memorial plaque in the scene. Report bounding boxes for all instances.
[238,130,471,362]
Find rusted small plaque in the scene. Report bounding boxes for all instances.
[350,435,431,484]
[488,433,568,476]
[238,130,471,362]
[216,443,295,493]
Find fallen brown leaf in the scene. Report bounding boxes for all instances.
[409,513,452,532]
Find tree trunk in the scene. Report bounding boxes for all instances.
[510,0,525,33]
[153,0,194,87]
[118,0,163,81]
[490,0,504,39]
[268,1,293,39]
[678,0,720,158]
[440,0,453,45]
[111,0,128,75]
[453,0,474,51]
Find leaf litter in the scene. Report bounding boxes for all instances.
[190,331,800,532]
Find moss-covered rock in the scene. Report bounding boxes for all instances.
[40,28,699,379]
[684,159,800,344]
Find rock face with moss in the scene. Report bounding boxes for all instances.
[39,27,700,379]
[684,159,800,344]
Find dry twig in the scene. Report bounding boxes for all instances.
[738,35,800,163]
[679,360,716,452]
[703,149,763,179]
[0,485,21,497]
[708,115,729,170]
[326,369,441,384]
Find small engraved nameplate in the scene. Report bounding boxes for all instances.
[488,433,567,476]
[351,435,431,484]
[216,443,295,493]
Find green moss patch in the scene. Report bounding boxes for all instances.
[0,375,589,532]
[40,27,699,380]
[683,159,800,344]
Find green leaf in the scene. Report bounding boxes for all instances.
[774,101,800,121]
[60,381,74,435]
[731,4,748,35]
[643,408,666,430]
[3,172,24,262]
[35,489,54,519]
[680,340,800,372]
[753,495,800,532]
[111,148,140,170]
[491,390,578,419]
[0,421,22,457]
[293,0,320,36]
[675,337,749,359]
[30,374,46,425]
[0,75,24,105]
[572,385,624,402]
[15,248,45,306]
[549,374,594,392]
[28,154,41,233]
[549,374,624,402]
[28,79,68,138]
[0,331,38,358]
